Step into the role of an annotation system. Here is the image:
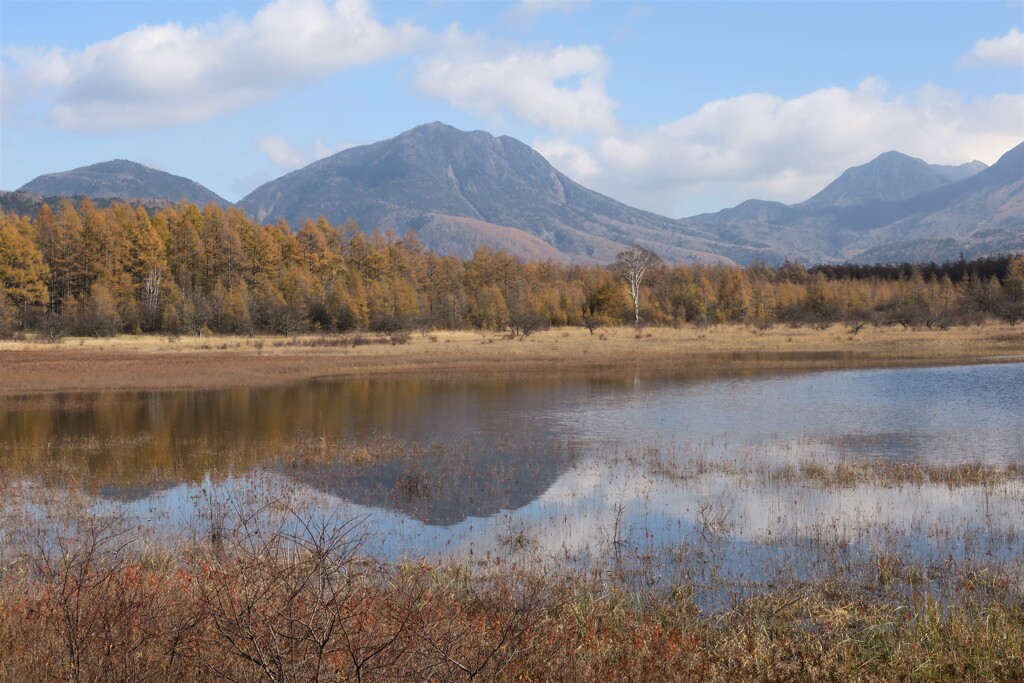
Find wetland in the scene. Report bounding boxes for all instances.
[1,334,1022,681]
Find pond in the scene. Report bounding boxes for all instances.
[2,360,1022,604]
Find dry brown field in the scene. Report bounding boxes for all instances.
[0,322,1021,394]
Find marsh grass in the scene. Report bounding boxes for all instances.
[789,459,1024,488]
[271,433,421,468]
[1,375,1022,681]
[0,489,1020,683]
[622,440,1024,489]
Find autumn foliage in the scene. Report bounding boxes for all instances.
[2,198,1023,340]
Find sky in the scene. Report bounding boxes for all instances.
[1,0,1022,217]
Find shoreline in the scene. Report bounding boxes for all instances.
[1,323,1021,395]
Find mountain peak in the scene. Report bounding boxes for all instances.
[239,122,739,264]
[799,150,950,208]
[873,150,916,162]
[399,121,495,143]
[19,159,229,207]
[103,158,147,167]
[411,121,459,133]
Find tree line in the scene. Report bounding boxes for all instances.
[1,198,1022,339]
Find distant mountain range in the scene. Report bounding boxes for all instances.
[686,145,1023,264]
[9,124,1023,265]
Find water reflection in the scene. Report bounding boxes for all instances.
[286,438,577,526]
[3,361,1023,605]
[2,362,1023,497]
[0,378,604,494]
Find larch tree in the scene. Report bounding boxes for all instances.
[122,206,168,330]
[54,199,86,306]
[34,203,72,312]
[78,197,119,288]
[0,218,50,320]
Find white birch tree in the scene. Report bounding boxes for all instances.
[614,245,660,330]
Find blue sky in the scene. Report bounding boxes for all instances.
[2,0,1022,216]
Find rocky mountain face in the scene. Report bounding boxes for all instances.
[18,159,230,208]
[241,124,1020,264]
[238,122,755,264]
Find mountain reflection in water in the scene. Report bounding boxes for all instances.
[1,362,1021,529]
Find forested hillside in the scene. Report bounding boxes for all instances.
[1,198,1022,338]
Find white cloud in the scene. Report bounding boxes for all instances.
[961,27,1024,68]
[533,137,600,179]
[256,136,309,169]
[535,79,1024,216]
[504,0,591,26]
[256,135,357,169]
[4,1,1020,220]
[0,63,10,117]
[3,0,426,131]
[414,26,617,134]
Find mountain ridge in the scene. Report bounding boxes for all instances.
[10,124,1021,265]
[18,159,231,208]
[798,151,957,208]
[682,143,1019,263]
[239,122,752,265]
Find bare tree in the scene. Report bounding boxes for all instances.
[614,246,661,330]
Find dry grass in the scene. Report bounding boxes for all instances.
[787,459,1024,488]
[637,446,1024,489]
[0,516,1020,683]
[1,323,1021,394]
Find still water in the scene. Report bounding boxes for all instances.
[2,361,1023,598]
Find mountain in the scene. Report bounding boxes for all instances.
[18,159,230,208]
[683,145,1019,264]
[799,151,957,208]
[9,128,1019,266]
[852,143,1024,262]
[242,125,1018,265]
[930,160,989,183]
[239,122,757,264]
